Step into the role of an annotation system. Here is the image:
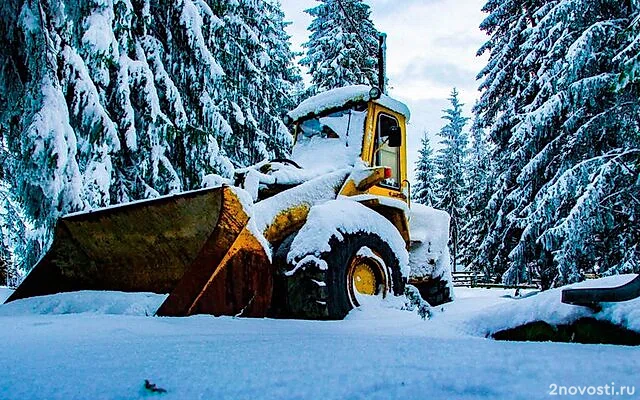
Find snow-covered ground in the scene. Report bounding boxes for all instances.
[1,281,639,400]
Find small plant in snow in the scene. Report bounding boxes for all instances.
[143,379,167,394]
[404,285,432,320]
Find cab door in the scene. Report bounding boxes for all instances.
[363,104,408,204]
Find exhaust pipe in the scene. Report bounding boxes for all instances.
[378,33,387,94]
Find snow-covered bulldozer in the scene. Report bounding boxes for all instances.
[6,86,452,319]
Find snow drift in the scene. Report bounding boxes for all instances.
[0,290,166,316]
[466,274,640,336]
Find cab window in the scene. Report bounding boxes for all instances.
[291,106,368,170]
[374,113,401,189]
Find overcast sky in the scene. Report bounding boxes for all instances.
[279,0,489,180]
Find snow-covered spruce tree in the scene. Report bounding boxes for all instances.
[301,0,380,92]
[0,256,4,286]
[0,184,10,285]
[435,89,469,272]
[608,5,640,275]
[216,0,301,165]
[471,0,552,285]
[475,0,640,288]
[459,123,494,277]
[616,3,640,91]
[412,133,438,207]
[0,0,222,267]
[0,183,28,285]
[0,0,300,272]
[261,1,304,159]
[2,0,85,264]
[0,0,27,279]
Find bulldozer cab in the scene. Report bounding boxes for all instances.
[288,86,410,205]
[362,100,408,202]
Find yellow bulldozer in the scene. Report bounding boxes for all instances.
[5,85,452,319]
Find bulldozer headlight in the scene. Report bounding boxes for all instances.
[369,87,382,100]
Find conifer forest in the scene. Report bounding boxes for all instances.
[1,0,639,292]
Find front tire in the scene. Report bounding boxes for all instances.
[276,231,405,319]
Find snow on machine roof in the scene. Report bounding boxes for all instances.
[288,85,411,122]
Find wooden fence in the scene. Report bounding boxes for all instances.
[452,271,602,290]
[452,271,539,289]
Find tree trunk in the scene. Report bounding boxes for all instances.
[0,256,7,286]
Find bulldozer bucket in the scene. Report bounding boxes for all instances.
[5,186,273,317]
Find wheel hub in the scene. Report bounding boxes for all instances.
[352,263,377,295]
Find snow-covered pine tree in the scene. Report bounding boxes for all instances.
[0,0,300,273]
[459,123,493,277]
[5,0,85,264]
[435,88,469,272]
[301,0,380,92]
[136,0,228,194]
[0,255,4,286]
[475,0,640,288]
[608,4,640,275]
[0,184,12,285]
[217,0,301,165]
[413,133,438,207]
[471,0,550,285]
[0,182,27,285]
[0,0,23,281]
[616,4,640,91]
[260,1,304,159]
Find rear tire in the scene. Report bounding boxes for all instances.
[413,277,451,307]
[275,231,405,319]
